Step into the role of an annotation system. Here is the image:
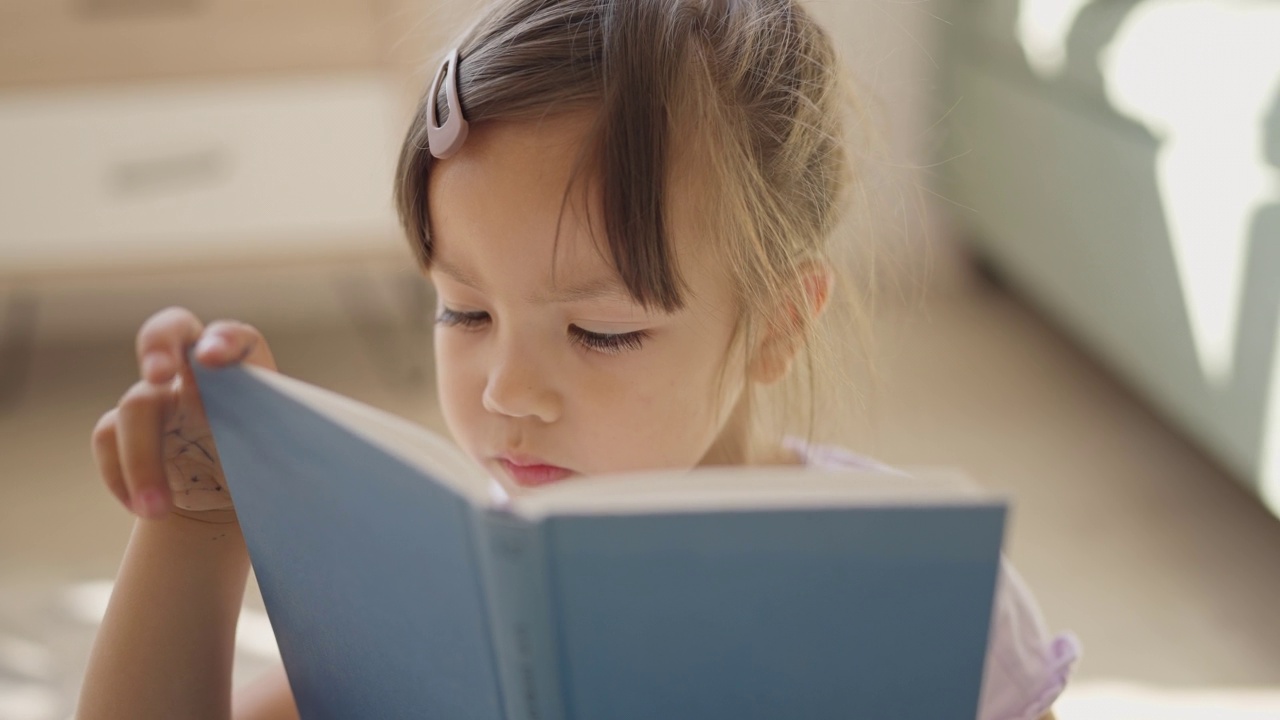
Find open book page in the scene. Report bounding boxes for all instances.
[238,364,494,505]
[509,465,998,520]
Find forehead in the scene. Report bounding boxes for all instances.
[425,113,725,305]
[427,114,614,294]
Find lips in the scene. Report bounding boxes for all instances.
[494,454,574,488]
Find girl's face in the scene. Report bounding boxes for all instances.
[427,114,749,493]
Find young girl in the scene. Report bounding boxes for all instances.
[81,0,1077,717]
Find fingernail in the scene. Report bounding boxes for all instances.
[142,353,170,380]
[195,335,226,357]
[134,489,169,519]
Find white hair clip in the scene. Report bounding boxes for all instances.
[426,48,469,159]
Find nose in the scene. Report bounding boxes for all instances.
[481,340,562,423]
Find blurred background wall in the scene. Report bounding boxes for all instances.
[934,0,1280,519]
[2,1,1280,719]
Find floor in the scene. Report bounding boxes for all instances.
[2,261,1279,719]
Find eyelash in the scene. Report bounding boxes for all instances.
[435,308,650,355]
[435,308,489,329]
[570,325,650,355]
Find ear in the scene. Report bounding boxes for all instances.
[748,261,833,385]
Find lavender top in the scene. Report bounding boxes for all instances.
[783,439,1081,720]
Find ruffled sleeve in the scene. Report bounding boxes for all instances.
[978,560,1080,720]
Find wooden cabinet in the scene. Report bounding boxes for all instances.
[0,0,383,88]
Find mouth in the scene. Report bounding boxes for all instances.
[494,454,575,488]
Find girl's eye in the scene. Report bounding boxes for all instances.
[436,308,490,329]
[568,325,650,355]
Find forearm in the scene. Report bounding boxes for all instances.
[78,511,250,720]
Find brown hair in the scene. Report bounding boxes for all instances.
[395,0,872,448]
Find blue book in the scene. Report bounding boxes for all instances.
[192,359,1007,720]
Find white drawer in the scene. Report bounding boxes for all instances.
[0,75,408,278]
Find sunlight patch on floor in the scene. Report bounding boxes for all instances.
[1100,0,1280,384]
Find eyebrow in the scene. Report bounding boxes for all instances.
[431,257,637,305]
[431,257,484,290]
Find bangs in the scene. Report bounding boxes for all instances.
[394,0,698,313]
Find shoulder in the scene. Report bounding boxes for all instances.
[780,436,908,476]
[786,438,1080,720]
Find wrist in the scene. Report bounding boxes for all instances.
[133,508,250,576]
[169,506,240,526]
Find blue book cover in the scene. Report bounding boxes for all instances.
[192,359,1007,720]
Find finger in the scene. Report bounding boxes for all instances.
[91,409,130,510]
[115,380,173,519]
[194,320,278,371]
[136,307,205,385]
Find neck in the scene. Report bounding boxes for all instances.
[698,392,802,467]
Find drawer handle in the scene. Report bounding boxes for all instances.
[75,0,206,20]
[107,146,228,198]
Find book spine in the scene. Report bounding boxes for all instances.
[472,509,567,720]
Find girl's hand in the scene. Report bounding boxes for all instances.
[91,307,278,520]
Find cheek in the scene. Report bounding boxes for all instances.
[647,327,743,447]
[433,329,485,441]
[575,342,732,469]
